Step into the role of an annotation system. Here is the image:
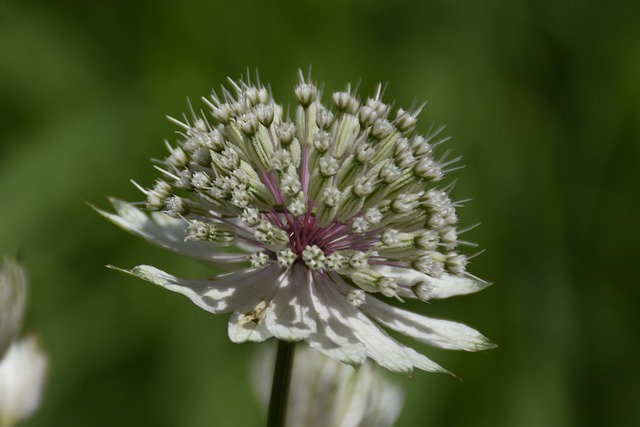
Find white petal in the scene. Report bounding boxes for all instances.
[321,274,414,374]
[93,199,248,268]
[228,309,274,343]
[263,265,317,341]
[362,296,496,351]
[306,273,367,367]
[373,265,491,299]
[306,333,367,369]
[226,267,287,343]
[345,313,413,374]
[401,346,451,375]
[113,264,281,314]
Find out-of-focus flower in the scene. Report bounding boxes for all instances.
[253,345,404,427]
[97,70,494,375]
[0,336,48,427]
[0,256,48,427]
[0,256,27,358]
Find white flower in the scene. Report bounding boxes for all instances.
[96,70,495,375]
[0,337,48,426]
[0,256,27,359]
[0,257,48,426]
[253,345,404,427]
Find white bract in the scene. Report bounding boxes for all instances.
[96,71,495,375]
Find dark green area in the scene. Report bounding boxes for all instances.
[1,0,638,425]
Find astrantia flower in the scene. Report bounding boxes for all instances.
[97,71,494,375]
[0,336,48,427]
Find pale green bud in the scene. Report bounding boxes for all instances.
[446,252,468,275]
[394,108,418,133]
[346,289,366,307]
[325,252,346,270]
[295,82,318,108]
[191,171,212,189]
[302,245,326,270]
[348,251,369,270]
[316,106,335,130]
[288,193,308,217]
[378,277,399,298]
[238,113,259,136]
[241,207,260,227]
[276,122,296,145]
[277,249,297,269]
[255,104,274,127]
[163,195,189,217]
[412,252,446,278]
[185,220,236,246]
[413,281,434,301]
[249,251,270,268]
[351,217,370,234]
[333,91,359,114]
[254,221,290,252]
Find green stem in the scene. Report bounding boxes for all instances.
[267,340,296,427]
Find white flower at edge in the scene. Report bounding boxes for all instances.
[0,256,27,359]
[96,70,495,375]
[0,257,48,426]
[253,345,404,427]
[0,337,48,427]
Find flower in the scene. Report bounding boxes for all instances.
[96,70,495,375]
[0,257,48,426]
[0,337,48,427]
[0,256,28,359]
[253,344,404,427]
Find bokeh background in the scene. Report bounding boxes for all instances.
[1,0,639,426]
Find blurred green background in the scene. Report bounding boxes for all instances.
[1,0,639,426]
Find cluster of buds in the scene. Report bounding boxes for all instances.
[138,71,472,303]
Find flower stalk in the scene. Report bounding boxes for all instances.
[267,341,296,427]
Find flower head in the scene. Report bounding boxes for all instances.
[97,70,494,375]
